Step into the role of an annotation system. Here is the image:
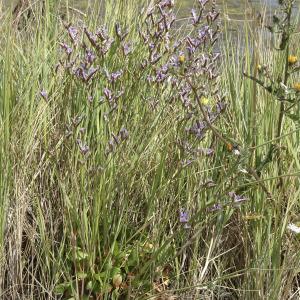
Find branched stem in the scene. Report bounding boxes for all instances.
[186,78,229,146]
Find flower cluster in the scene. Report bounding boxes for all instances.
[56,0,225,162]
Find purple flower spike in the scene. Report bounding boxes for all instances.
[160,0,174,8]
[122,43,132,56]
[198,0,209,7]
[96,26,109,41]
[76,139,90,156]
[86,49,96,64]
[119,128,129,140]
[86,67,99,82]
[68,26,79,43]
[104,88,113,101]
[191,9,200,26]
[110,70,123,82]
[209,203,223,212]
[179,210,189,223]
[59,43,73,56]
[228,191,248,204]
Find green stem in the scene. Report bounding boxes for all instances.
[276,3,292,139]
[276,2,292,189]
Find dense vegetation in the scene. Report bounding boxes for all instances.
[0,0,300,299]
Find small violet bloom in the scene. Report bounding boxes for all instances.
[179,210,189,223]
[40,90,48,101]
[209,203,223,212]
[228,191,248,204]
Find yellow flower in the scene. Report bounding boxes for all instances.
[178,55,185,63]
[288,55,298,64]
[144,242,154,251]
[257,64,262,72]
[200,96,209,105]
[293,83,300,92]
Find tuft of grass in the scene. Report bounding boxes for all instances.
[0,0,300,299]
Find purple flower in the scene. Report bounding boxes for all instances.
[228,192,248,204]
[179,210,189,223]
[84,28,98,49]
[198,25,209,41]
[150,52,162,64]
[60,43,73,55]
[115,23,129,41]
[104,88,113,101]
[198,0,209,7]
[68,26,79,43]
[85,49,96,64]
[181,159,193,167]
[155,70,168,83]
[209,203,223,212]
[216,101,226,114]
[40,90,48,100]
[76,139,90,156]
[101,37,115,55]
[119,128,129,140]
[186,120,207,139]
[198,147,214,156]
[105,70,123,83]
[72,115,84,127]
[74,66,99,82]
[105,128,129,156]
[96,26,109,41]
[191,9,200,26]
[122,43,132,56]
[159,0,174,8]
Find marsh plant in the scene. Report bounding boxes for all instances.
[1,0,300,299]
[245,0,300,176]
[53,1,240,298]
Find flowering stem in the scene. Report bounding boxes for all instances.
[186,79,229,146]
[277,1,294,138]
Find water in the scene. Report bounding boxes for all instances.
[179,0,299,23]
[4,0,300,14]
[4,0,300,28]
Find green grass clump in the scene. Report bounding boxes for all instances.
[0,0,300,299]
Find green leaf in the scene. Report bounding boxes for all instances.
[77,272,88,279]
[112,241,120,256]
[86,280,94,290]
[75,249,89,261]
[128,248,139,267]
[54,282,70,294]
[104,259,113,271]
[87,280,102,293]
[94,272,107,282]
[111,267,121,277]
